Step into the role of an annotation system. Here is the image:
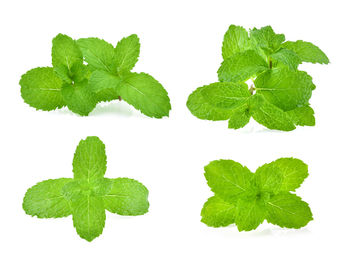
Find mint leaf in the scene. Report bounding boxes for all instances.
[250,26,285,55]
[118,72,171,118]
[250,94,296,131]
[89,70,122,92]
[235,199,266,231]
[255,68,314,111]
[218,50,268,83]
[201,158,313,231]
[23,178,73,218]
[115,34,140,72]
[204,159,254,203]
[228,102,251,129]
[282,40,329,64]
[20,67,65,111]
[201,196,235,227]
[266,192,313,228]
[222,25,251,60]
[77,38,116,72]
[104,178,149,215]
[270,48,301,71]
[23,136,149,241]
[287,106,315,126]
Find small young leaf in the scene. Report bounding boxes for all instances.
[250,26,285,55]
[228,102,251,129]
[222,25,251,60]
[270,48,301,71]
[235,198,266,231]
[282,40,329,64]
[201,196,235,227]
[115,34,140,72]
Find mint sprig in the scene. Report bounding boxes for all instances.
[187,25,329,131]
[23,136,149,242]
[201,158,313,231]
[20,34,171,117]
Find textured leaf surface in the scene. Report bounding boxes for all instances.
[270,48,301,70]
[89,70,121,92]
[61,81,97,116]
[204,160,253,202]
[72,195,106,242]
[266,192,313,228]
[23,178,73,218]
[52,34,82,71]
[287,106,315,126]
[250,26,285,55]
[115,34,140,72]
[20,67,65,111]
[250,94,295,131]
[228,102,251,129]
[282,40,329,64]
[201,196,235,227]
[73,137,107,180]
[77,38,116,72]
[218,50,268,83]
[255,68,314,111]
[254,164,283,193]
[222,25,251,59]
[118,72,171,118]
[104,178,149,215]
[235,199,266,231]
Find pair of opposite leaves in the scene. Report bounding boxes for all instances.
[23,137,312,242]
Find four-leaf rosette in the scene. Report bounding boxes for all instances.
[20,34,171,118]
[187,25,329,131]
[22,136,149,242]
[201,158,313,231]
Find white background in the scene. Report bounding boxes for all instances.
[0,0,349,256]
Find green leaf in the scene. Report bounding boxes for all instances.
[254,164,283,193]
[61,80,97,116]
[71,195,106,242]
[218,50,268,83]
[235,198,266,231]
[228,102,251,129]
[23,178,73,218]
[287,106,315,126]
[73,136,107,180]
[250,26,285,55]
[204,159,254,202]
[250,94,296,131]
[89,70,121,92]
[118,72,171,118]
[270,48,301,70]
[20,67,65,111]
[95,88,120,103]
[266,192,313,228]
[52,34,83,71]
[282,40,329,64]
[222,25,251,59]
[77,38,116,73]
[201,196,235,227]
[255,68,314,111]
[115,34,140,72]
[104,178,149,216]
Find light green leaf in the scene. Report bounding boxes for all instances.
[255,68,314,111]
[235,198,266,231]
[204,159,254,202]
[61,80,97,116]
[73,136,107,181]
[201,196,235,227]
[228,102,251,129]
[52,34,82,71]
[266,192,313,228]
[222,25,251,59]
[250,26,285,55]
[20,67,65,111]
[218,50,268,83]
[115,34,140,72]
[118,72,171,118]
[104,178,149,216]
[287,106,315,126]
[89,70,121,92]
[77,38,116,72]
[270,48,301,71]
[254,163,283,193]
[282,40,329,64]
[250,94,296,131]
[95,88,120,103]
[23,178,73,218]
[71,195,106,242]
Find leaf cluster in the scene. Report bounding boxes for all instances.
[20,34,171,117]
[22,136,149,242]
[201,158,313,231]
[187,25,329,131]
